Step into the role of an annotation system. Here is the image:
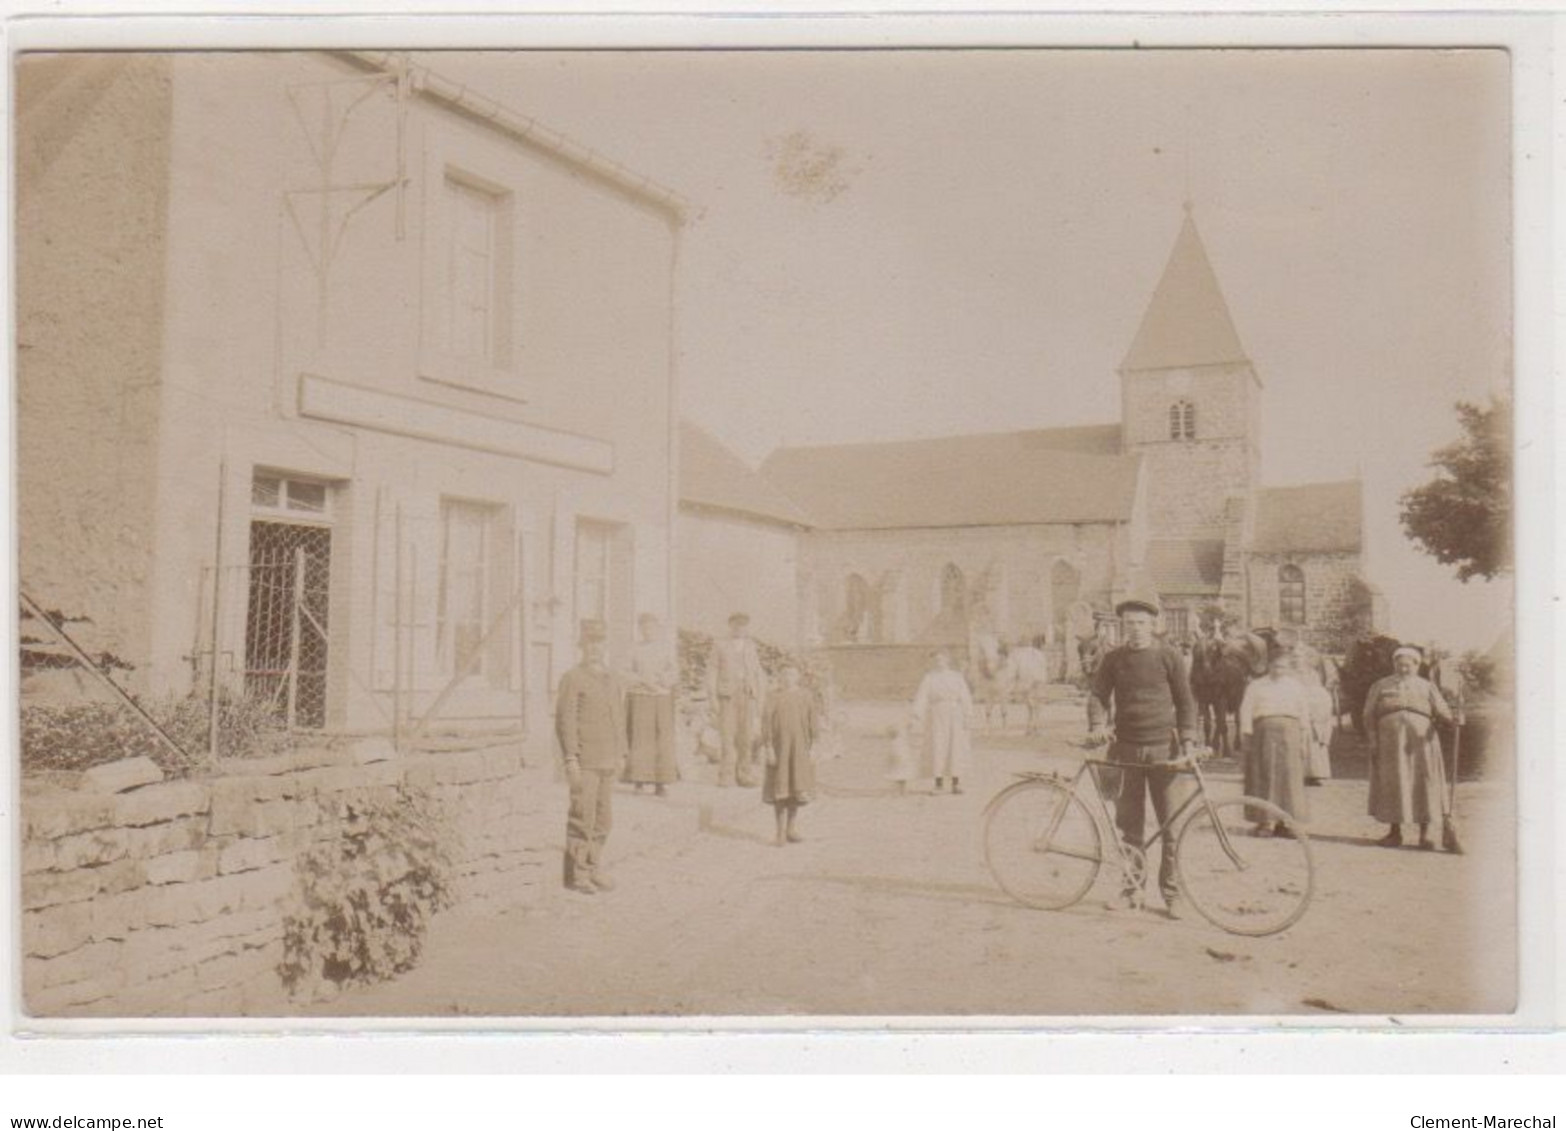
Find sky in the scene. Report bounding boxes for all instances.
[435,47,1513,651]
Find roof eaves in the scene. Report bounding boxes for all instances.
[338,51,691,226]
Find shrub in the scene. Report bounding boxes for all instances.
[279,786,453,1001]
[19,691,294,779]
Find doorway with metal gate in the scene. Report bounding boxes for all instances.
[244,519,332,729]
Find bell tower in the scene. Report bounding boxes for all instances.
[1118,205,1260,542]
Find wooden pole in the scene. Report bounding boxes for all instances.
[206,459,226,765]
[287,545,306,729]
[393,504,404,753]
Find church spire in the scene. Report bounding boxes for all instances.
[1120,208,1249,374]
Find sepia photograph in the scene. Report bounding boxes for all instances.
[10,42,1519,1024]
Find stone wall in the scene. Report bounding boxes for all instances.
[20,744,545,1018]
[1121,365,1259,540]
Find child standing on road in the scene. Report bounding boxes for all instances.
[762,661,818,846]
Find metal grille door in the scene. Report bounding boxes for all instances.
[245,521,332,729]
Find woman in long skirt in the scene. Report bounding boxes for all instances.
[1364,645,1456,850]
[910,650,974,794]
[762,661,817,846]
[625,614,679,795]
[1237,651,1311,836]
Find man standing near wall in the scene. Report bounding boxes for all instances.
[1088,595,1200,920]
[708,612,766,788]
[555,619,628,895]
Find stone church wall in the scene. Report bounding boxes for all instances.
[801,522,1127,648]
[1247,550,1368,653]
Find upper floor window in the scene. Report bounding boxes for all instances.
[444,175,508,365]
[1169,399,1196,441]
[422,165,515,397]
[1279,564,1306,625]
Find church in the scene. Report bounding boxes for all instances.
[679,209,1381,695]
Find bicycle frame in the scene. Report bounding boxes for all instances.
[1032,753,1248,880]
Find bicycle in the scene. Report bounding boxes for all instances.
[982,743,1315,936]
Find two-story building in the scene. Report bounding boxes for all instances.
[17,51,683,742]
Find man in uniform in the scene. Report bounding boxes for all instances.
[1088,595,1200,919]
[708,612,766,787]
[555,619,628,895]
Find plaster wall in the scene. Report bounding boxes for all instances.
[15,56,175,675]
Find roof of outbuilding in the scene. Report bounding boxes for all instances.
[760,427,1140,531]
[1146,539,1226,595]
[679,422,813,528]
[1251,481,1364,554]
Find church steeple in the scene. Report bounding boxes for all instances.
[1116,207,1261,543]
[1120,206,1252,377]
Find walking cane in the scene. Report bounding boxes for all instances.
[1441,718,1466,855]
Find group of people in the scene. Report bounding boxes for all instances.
[1085,594,1465,918]
[552,611,823,894]
[556,594,1464,903]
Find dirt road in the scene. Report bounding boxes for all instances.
[311,698,1516,1019]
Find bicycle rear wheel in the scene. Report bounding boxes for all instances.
[1176,798,1314,936]
[983,779,1103,910]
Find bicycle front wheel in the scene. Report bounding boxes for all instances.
[983,779,1103,910]
[1176,798,1314,936]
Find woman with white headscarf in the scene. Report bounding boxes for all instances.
[1362,645,1457,850]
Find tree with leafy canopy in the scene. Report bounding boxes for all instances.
[1399,394,1512,582]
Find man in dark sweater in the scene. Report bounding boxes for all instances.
[1088,596,1200,918]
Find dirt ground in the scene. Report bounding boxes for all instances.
[308,695,1517,1020]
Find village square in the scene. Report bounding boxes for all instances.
[11,48,1516,1020]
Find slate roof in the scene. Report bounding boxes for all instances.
[1251,481,1363,554]
[760,428,1141,531]
[678,422,813,528]
[1146,539,1226,595]
[1121,210,1251,374]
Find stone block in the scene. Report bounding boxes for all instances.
[49,826,132,870]
[22,793,116,840]
[123,816,207,859]
[20,840,56,874]
[352,736,397,764]
[23,969,127,1016]
[217,835,288,875]
[30,939,124,990]
[114,781,210,828]
[210,774,294,809]
[80,755,164,794]
[22,903,95,959]
[22,857,145,912]
[209,795,317,839]
[144,849,207,886]
[114,965,201,1016]
[193,948,270,993]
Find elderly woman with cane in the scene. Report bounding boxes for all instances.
[1363,644,1458,851]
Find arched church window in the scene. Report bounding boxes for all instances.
[1169,399,1196,441]
[1279,564,1306,625]
[940,563,966,618]
[845,573,870,642]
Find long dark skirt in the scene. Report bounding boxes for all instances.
[1244,716,1309,824]
[625,693,678,785]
